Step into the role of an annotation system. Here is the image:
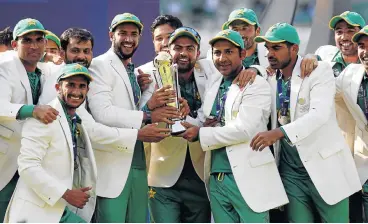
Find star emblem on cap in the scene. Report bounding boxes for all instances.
[74,64,83,71]
[269,23,279,32]
[27,19,37,27]
[221,30,231,36]
[236,8,245,16]
[123,13,133,19]
[341,11,349,16]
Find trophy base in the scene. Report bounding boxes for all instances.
[170,120,186,135]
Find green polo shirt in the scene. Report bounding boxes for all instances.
[276,75,309,179]
[242,49,259,68]
[179,72,203,178]
[357,72,368,117]
[125,63,145,169]
[17,67,42,120]
[331,51,359,77]
[210,76,234,174]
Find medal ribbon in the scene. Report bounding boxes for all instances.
[277,75,291,116]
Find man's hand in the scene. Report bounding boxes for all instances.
[151,106,180,124]
[233,67,257,88]
[266,66,276,76]
[178,122,200,142]
[300,54,318,78]
[43,53,63,65]
[203,118,220,127]
[250,128,284,151]
[33,105,59,124]
[178,97,190,118]
[62,187,91,209]
[147,85,176,110]
[137,69,153,92]
[138,123,170,142]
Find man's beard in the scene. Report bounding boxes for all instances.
[65,57,90,68]
[113,41,138,60]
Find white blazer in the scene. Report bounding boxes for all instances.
[199,73,289,213]
[336,64,368,185]
[0,52,35,192]
[315,45,356,153]
[38,63,138,156]
[137,59,215,187]
[87,49,143,198]
[268,57,361,205]
[4,98,97,223]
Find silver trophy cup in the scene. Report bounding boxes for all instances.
[153,52,186,135]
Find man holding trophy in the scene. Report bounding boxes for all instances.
[142,27,215,222]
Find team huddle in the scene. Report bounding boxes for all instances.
[0,6,367,223]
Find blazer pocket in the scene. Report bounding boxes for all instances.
[0,124,13,139]
[249,154,275,167]
[319,147,342,159]
[18,194,46,208]
[0,141,9,154]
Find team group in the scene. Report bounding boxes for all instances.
[0,6,367,223]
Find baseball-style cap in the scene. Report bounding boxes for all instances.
[168,26,201,45]
[45,31,61,48]
[57,63,93,82]
[13,18,47,40]
[352,25,368,43]
[222,8,260,30]
[254,23,300,45]
[329,11,366,30]
[110,13,144,32]
[209,29,244,49]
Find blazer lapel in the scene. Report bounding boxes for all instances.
[50,99,74,170]
[350,66,367,124]
[225,84,241,121]
[194,66,207,99]
[14,54,33,105]
[290,56,303,122]
[107,49,135,108]
[203,77,223,117]
[268,75,278,129]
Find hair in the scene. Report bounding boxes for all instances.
[284,41,295,48]
[0,27,13,47]
[150,15,183,34]
[60,28,94,51]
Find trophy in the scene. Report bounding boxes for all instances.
[153,52,186,135]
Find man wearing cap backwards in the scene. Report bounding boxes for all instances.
[87,13,185,222]
[335,25,368,222]
[250,22,361,222]
[5,63,97,223]
[140,26,214,223]
[0,18,60,221]
[179,29,288,223]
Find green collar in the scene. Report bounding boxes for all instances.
[332,50,360,67]
[58,97,82,124]
[27,67,42,75]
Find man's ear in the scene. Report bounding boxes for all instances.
[11,40,17,50]
[255,27,261,36]
[60,50,66,61]
[109,32,114,42]
[240,48,247,60]
[55,82,61,92]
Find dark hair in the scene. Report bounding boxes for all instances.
[0,27,12,47]
[284,41,295,48]
[60,28,94,51]
[150,15,183,34]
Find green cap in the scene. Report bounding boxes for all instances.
[168,26,201,45]
[209,29,244,49]
[13,18,47,40]
[254,23,300,45]
[352,25,368,43]
[329,11,366,30]
[57,63,93,82]
[110,13,143,32]
[45,31,60,48]
[222,8,260,30]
